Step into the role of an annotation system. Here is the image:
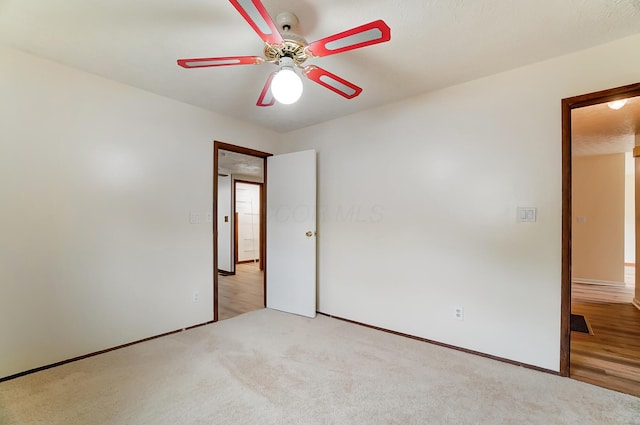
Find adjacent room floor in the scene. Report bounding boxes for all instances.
[570,266,640,397]
[218,262,264,321]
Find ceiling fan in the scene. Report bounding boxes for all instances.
[177,0,391,106]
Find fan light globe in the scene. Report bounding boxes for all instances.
[271,67,303,104]
[607,99,627,110]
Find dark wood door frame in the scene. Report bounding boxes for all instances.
[233,180,264,267]
[560,82,640,376]
[213,141,272,322]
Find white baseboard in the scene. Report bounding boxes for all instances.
[571,278,625,287]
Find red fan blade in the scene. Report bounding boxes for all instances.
[305,20,391,57]
[257,72,276,107]
[177,56,264,68]
[229,0,284,45]
[303,65,362,99]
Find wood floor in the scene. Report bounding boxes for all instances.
[570,267,640,397]
[218,262,264,321]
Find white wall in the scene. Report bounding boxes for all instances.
[624,152,635,264]
[636,134,640,307]
[284,34,640,371]
[0,46,283,378]
[572,154,625,284]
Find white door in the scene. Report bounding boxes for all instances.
[267,150,317,318]
[217,173,233,273]
[236,182,261,262]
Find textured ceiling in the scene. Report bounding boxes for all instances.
[218,149,264,179]
[572,96,640,156]
[1,0,640,133]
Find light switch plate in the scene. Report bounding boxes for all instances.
[517,207,536,223]
[189,212,201,224]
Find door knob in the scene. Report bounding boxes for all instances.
[306,231,314,237]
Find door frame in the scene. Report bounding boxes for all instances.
[560,82,640,376]
[234,180,264,267]
[213,141,272,322]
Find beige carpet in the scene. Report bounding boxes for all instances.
[1,309,639,425]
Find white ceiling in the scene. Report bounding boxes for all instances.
[1,0,640,133]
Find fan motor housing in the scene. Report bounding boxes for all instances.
[264,12,309,66]
[264,39,308,65]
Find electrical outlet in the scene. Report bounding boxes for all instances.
[454,306,464,321]
[192,291,200,302]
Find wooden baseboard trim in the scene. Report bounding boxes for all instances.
[633,298,640,312]
[218,270,235,276]
[318,312,558,376]
[0,320,214,383]
[571,278,625,287]
[237,260,260,265]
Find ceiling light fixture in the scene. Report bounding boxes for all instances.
[607,99,627,110]
[271,57,303,105]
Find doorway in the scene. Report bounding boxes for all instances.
[235,181,263,267]
[214,141,272,321]
[561,82,640,396]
